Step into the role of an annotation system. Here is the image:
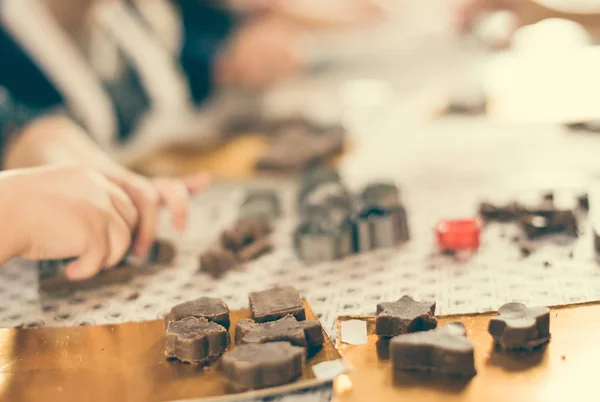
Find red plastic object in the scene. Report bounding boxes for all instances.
[435,218,482,252]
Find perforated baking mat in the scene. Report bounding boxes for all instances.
[1,179,597,333]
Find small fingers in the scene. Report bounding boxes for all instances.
[121,179,160,259]
[153,178,190,231]
[183,172,211,194]
[64,218,110,281]
[107,182,139,231]
[104,206,133,268]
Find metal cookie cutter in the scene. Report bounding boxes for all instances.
[304,198,353,227]
[298,166,342,205]
[300,180,350,217]
[352,205,409,252]
[239,188,281,219]
[361,183,400,210]
[390,203,410,242]
[360,183,410,242]
[294,218,353,262]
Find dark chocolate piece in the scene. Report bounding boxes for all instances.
[221,219,273,252]
[235,315,324,348]
[165,297,231,329]
[261,116,318,135]
[38,260,135,293]
[221,342,305,390]
[237,237,274,262]
[256,125,345,172]
[519,244,533,258]
[39,238,174,292]
[164,316,229,364]
[376,295,437,337]
[541,191,554,203]
[488,302,550,350]
[390,322,476,377]
[478,201,521,222]
[566,121,600,132]
[578,193,589,210]
[519,214,551,239]
[519,210,578,239]
[446,92,487,116]
[240,189,281,219]
[235,318,258,345]
[294,218,353,262]
[199,249,237,279]
[249,286,305,323]
[148,239,176,265]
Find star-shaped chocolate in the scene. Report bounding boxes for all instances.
[376,295,437,337]
[488,302,550,350]
[391,322,476,377]
[164,316,229,364]
[234,315,323,348]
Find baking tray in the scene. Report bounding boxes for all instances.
[0,300,340,402]
[333,302,600,402]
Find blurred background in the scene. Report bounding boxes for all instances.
[3,0,600,197]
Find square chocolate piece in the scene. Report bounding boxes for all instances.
[249,286,305,323]
[165,297,230,329]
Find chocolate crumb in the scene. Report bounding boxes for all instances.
[520,246,532,258]
[543,261,551,267]
[126,292,140,301]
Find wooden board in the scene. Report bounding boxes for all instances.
[333,302,600,402]
[0,301,340,402]
[130,134,350,179]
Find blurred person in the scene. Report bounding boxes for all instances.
[128,0,386,98]
[0,0,320,162]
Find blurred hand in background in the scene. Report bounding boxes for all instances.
[213,15,305,89]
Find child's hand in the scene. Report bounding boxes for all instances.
[1,166,138,280]
[104,169,210,259]
[4,115,212,260]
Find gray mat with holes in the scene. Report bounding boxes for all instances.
[1,179,598,402]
